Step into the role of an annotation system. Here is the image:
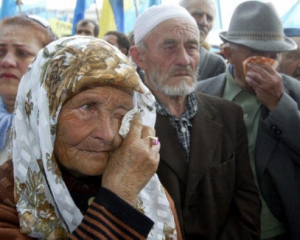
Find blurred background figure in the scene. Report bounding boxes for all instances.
[279,28,300,80]
[75,19,99,37]
[103,30,131,56]
[180,0,226,80]
[0,15,56,165]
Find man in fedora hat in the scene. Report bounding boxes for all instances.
[197,1,300,239]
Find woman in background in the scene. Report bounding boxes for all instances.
[0,15,57,164]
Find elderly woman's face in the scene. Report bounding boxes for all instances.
[54,86,134,177]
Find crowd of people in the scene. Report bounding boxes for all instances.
[0,0,299,239]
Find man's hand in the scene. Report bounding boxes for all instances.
[101,113,160,206]
[245,63,284,111]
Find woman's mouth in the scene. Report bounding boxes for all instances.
[0,73,18,79]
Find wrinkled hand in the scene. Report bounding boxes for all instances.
[101,113,160,206]
[245,63,284,111]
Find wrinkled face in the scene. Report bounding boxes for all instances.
[142,18,200,96]
[0,25,43,113]
[76,22,95,36]
[184,0,216,43]
[54,86,133,177]
[279,37,300,80]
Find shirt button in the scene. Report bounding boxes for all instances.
[270,125,278,131]
[275,130,282,136]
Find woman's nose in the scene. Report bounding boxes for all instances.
[92,116,118,144]
[1,52,17,68]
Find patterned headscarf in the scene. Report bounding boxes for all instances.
[12,36,177,239]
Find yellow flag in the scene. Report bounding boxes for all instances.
[99,0,117,38]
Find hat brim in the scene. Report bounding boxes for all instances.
[219,31,297,53]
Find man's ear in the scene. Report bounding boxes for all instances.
[129,46,147,70]
[223,44,232,63]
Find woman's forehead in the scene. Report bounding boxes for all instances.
[67,86,134,107]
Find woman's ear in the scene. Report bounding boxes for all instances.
[129,46,147,70]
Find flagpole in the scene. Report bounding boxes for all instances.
[94,0,100,23]
[133,0,139,17]
[216,0,222,29]
[17,0,22,15]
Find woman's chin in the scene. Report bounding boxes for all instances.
[65,157,109,177]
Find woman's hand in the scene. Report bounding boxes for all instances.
[101,113,160,206]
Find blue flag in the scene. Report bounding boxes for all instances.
[123,0,161,34]
[72,0,94,35]
[0,0,17,20]
[110,0,124,32]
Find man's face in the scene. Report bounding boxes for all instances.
[142,18,200,97]
[76,22,95,36]
[278,36,300,80]
[184,0,216,44]
[225,43,281,90]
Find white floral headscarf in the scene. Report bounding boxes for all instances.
[12,36,177,239]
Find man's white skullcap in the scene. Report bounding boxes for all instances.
[134,4,198,44]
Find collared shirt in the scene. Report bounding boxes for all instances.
[156,92,198,161]
[223,65,285,239]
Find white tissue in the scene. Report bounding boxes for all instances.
[119,90,156,138]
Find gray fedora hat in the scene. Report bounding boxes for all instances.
[219,1,297,52]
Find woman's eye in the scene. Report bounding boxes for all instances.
[81,103,94,111]
[17,50,32,58]
[0,50,6,57]
[114,108,128,118]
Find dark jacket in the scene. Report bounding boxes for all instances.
[197,73,300,240]
[156,91,261,240]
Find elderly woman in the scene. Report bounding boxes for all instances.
[0,15,57,164]
[0,37,181,239]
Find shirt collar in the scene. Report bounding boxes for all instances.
[223,64,244,101]
[156,92,198,119]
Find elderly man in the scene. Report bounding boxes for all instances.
[197,2,300,240]
[130,4,261,240]
[278,28,300,80]
[180,0,226,80]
